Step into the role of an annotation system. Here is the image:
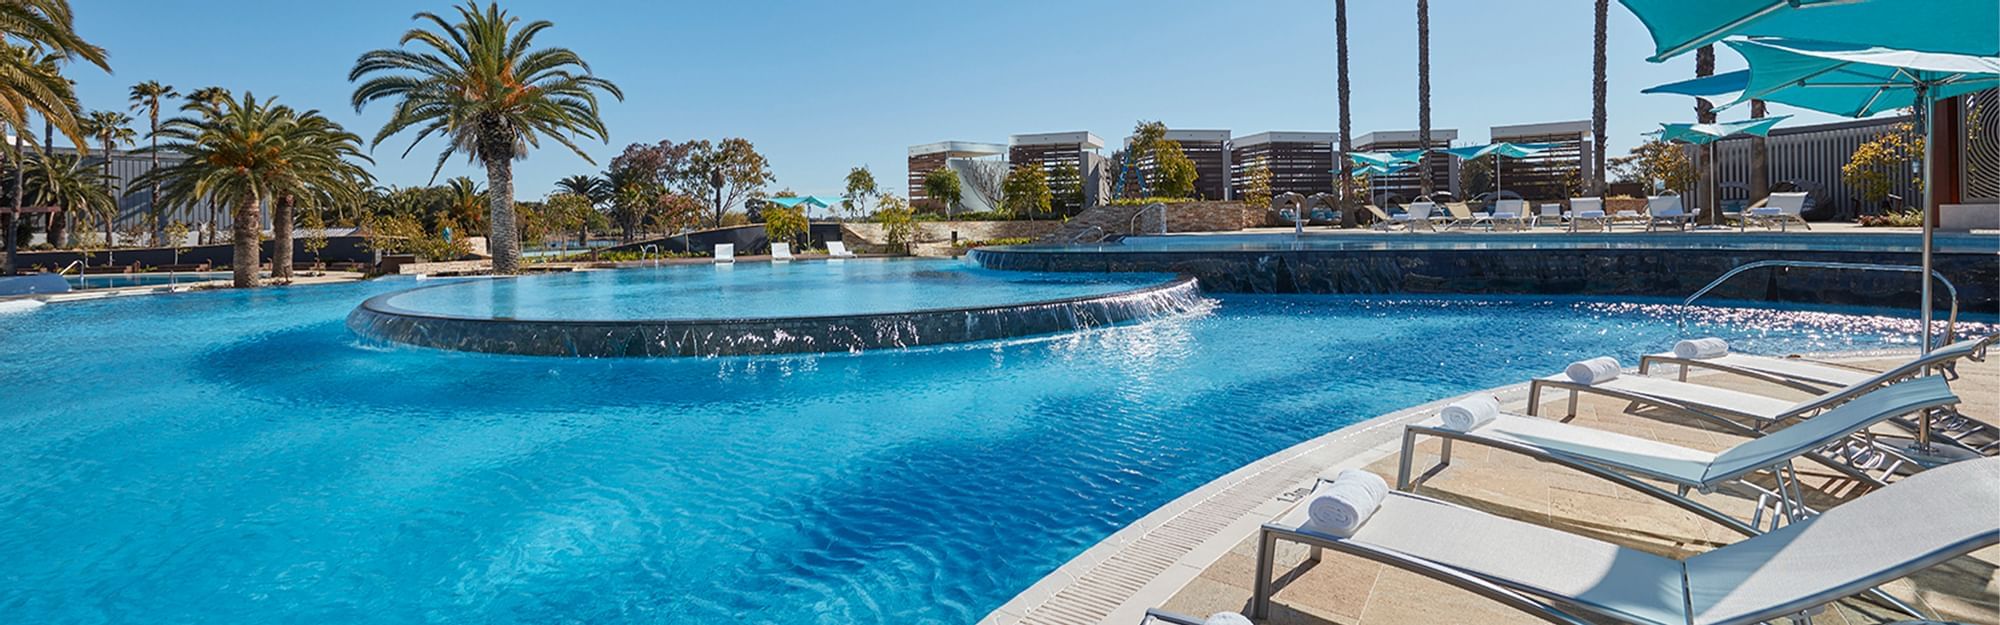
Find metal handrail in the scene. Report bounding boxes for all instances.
[1679,260,1960,348]
[1069,225,1108,244]
[54,260,83,276]
[1129,202,1168,235]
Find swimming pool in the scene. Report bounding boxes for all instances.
[0,281,1983,624]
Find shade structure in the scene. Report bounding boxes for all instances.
[1657,115,1790,145]
[1440,142,1561,202]
[1618,0,1999,62]
[1642,70,1750,97]
[765,195,839,210]
[1348,150,1427,168]
[1721,38,2000,116]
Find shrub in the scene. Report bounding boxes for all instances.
[1858,208,1924,227]
[873,193,916,253]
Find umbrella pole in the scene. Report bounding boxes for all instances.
[1917,85,1937,452]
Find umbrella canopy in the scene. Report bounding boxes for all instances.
[1440,142,1561,160]
[1347,150,1427,167]
[1352,162,1416,176]
[1641,70,1750,97]
[1655,115,1791,145]
[1618,0,1999,62]
[765,195,840,210]
[1720,38,2000,116]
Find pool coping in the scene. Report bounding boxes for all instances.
[347,272,1207,358]
[979,349,1915,625]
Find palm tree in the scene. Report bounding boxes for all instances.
[442,176,486,235]
[1749,99,1770,203]
[142,93,357,288]
[1591,0,1609,195]
[129,80,176,244]
[350,2,623,274]
[79,109,133,245]
[555,174,608,205]
[24,152,113,250]
[185,86,229,107]
[1695,45,1717,224]
[1415,0,1433,198]
[269,110,371,281]
[1335,0,1355,227]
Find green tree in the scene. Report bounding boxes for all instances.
[872,192,915,253]
[442,176,486,235]
[0,3,107,274]
[1242,157,1273,210]
[1609,140,1696,196]
[1153,141,1197,198]
[1459,156,1494,197]
[267,110,372,281]
[762,204,806,246]
[142,93,364,287]
[79,109,134,245]
[24,153,114,249]
[842,165,877,220]
[1842,121,1923,212]
[129,80,178,244]
[350,1,623,274]
[1048,164,1084,214]
[556,174,610,205]
[1001,163,1050,217]
[922,167,961,216]
[542,192,595,250]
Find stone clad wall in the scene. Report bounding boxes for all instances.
[1044,201,1264,242]
[843,220,1061,249]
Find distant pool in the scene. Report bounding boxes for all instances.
[0,279,1986,624]
[66,271,232,289]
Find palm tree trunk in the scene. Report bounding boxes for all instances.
[1749,99,1770,205]
[101,140,114,250]
[149,108,163,246]
[1591,0,1609,195]
[271,193,294,281]
[1695,45,1717,225]
[481,157,520,274]
[232,193,262,287]
[1415,0,1433,198]
[7,128,21,274]
[1335,0,1356,228]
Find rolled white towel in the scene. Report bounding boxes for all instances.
[1673,337,1730,360]
[1204,613,1253,625]
[1565,357,1621,385]
[1439,395,1500,432]
[1304,470,1389,537]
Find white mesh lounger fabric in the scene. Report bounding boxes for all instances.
[1255,455,2000,625]
[1401,377,1961,533]
[1640,335,1993,391]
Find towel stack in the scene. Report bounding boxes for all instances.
[1303,470,1390,537]
[1204,613,1253,625]
[1440,395,1500,432]
[1565,357,1621,384]
[1673,337,1730,360]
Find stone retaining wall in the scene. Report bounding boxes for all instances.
[843,220,1061,249]
[1044,201,1263,242]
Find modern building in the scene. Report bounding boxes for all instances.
[1120,129,1231,200]
[907,141,1007,213]
[8,141,217,245]
[1351,129,1459,203]
[1008,131,1109,212]
[1229,132,1337,199]
[1487,120,1593,201]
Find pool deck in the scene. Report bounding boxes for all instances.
[985,352,2000,625]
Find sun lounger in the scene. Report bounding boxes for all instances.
[713,243,735,263]
[826,241,855,258]
[1403,201,1447,232]
[770,242,793,262]
[1252,454,2000,624]
[1401,376,1960,536]
[1363,204,1406,231]
[1442,201,1488,230]
[1644,195,1693,231]
[1489,199,1529,231]
[1640,335,1998,450]
[1139,609,1237,625]
[1567,197,1609,232]
[1748,192,1812,231]
[1534,203,1563,228]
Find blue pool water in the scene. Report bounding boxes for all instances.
[0,280,1985,624]
[66,271,233,289]
[383,259,1174,320]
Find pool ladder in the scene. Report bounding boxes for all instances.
[1678,260,1960,349]
[1128,202,1168,236]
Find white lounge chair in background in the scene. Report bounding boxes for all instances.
[1404,201,1447,232]
[1748,192,1812,231]
[713,243,736,263]
[1252,455,2000,625]
[1534,203,1563,228]
[827,241,855,258]
[1489,199,1529,231]
[1568,197,1609,232]
[770,242,793,262]
[1645,195,1693,231]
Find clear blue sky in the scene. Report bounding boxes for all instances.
[65,0,1861,201]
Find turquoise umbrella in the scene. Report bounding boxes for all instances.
[1441,142,1560,203]
[1347,150,1426,168]
[1651,116,1791,228]
[1717,38,1999,363]
[1641,70,1750,98]
[1618,0,1998,62]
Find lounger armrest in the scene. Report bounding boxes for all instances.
[1140,608,1205,625]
